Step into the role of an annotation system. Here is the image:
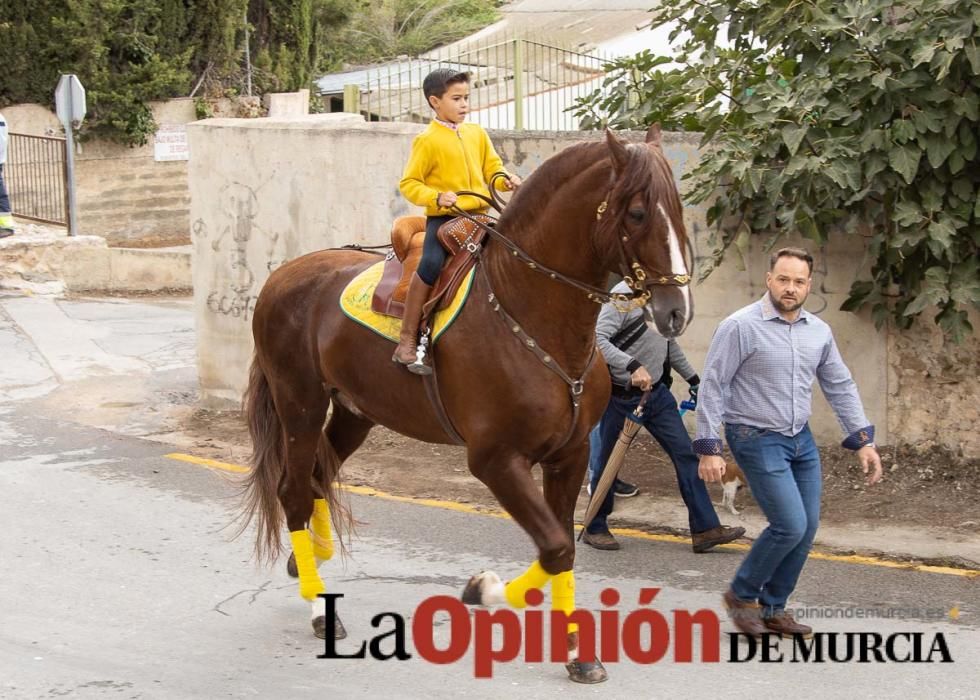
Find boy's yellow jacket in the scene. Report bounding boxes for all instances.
[399,121,510,216]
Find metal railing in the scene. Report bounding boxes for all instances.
[346,37,612,131]
[6,132,69,227]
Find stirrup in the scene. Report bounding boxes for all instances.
[392,346,432,375]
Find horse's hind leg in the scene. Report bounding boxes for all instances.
[272,389,335,636]
[289,399,375,570]
[286,398,375,638]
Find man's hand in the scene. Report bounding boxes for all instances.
[437,191,458,208]
[629,366,654,391]
[858,445,883,486]
[504,174,522,190]
[698,455,726,483]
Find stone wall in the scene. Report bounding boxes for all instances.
[186,116,976,456]
[887,311,979,459]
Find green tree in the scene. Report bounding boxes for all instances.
[1,0,195,145]
[0,0,355,143]
[247,0,356,92]
[330,0,501,65]
[572,0,980,341]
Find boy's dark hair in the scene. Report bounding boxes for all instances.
[769,247,814,275]
[422,68,470,103]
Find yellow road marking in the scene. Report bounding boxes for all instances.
[165,453,980,579]
[165,452,249,473]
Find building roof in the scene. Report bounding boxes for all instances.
[314,0,680,128]
[444,0,658,53]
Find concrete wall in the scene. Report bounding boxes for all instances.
[263,89,311,118]
[187,117,976,457]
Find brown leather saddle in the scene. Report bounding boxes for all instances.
[371,214,492,319]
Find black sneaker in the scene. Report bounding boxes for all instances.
[613,479,639,498]
[0,228,14,239]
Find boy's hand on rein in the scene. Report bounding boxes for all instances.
[505,175,522,190]
[437,192,458,208]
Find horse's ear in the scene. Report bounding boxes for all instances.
[645,122,662,146]
[605,128,629,174]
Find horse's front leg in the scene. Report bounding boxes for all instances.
[542,443,608,684]
[461,446,570,603]
[461,444,605,683]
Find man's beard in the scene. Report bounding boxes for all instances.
[769,290,806,313]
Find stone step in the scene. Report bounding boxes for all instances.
[0,223,191,294]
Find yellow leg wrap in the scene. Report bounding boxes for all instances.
[504,560,552,609]
[289,530,325,601]
[0,214,13,228]
[551,570,579,634]
[311,498,334,561]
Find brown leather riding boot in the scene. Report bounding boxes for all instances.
[392,272,433,375]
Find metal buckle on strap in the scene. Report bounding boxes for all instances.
[571,380,585,397]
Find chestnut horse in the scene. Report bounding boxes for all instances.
[240,126,692,683]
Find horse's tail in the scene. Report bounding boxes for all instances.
[239,355,286,563]
[237,355,352,563]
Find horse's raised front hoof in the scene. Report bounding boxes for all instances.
[286,552,298,578]
[461,571,503,605]
[565,658,608,684]
[312,614,347,640]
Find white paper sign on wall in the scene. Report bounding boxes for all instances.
[154,124,189,162]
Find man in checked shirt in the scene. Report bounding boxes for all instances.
[695,247,883,639]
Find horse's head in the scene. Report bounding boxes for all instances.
[595,125,693,338]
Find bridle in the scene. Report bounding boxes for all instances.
[454,171,692,313]
[434,165,692,458]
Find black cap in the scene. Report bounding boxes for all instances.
[422,68,470,102]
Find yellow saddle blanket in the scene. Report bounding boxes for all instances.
[340,260,475,343]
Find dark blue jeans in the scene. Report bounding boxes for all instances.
[587,384,720,535]
[416,215,454,285]
[726,424,821,616]
[0,164,11,215]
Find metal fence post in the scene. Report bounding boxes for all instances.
[343,84,361,115]
[513,39,524,131]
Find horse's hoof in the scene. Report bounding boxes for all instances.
[313,614,347,640]
[286,553,298,578]
[565,659,608,684]
[461,571,504,605]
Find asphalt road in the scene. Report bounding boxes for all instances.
[1,405,978,699]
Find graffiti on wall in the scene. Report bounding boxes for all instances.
[195,180,287,323]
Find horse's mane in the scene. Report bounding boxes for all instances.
[499,136,684,248]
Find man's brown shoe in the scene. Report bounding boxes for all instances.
[764,611,813,639]
[582,530,620,551]
[722,589,768,637]
[692,525,746,553]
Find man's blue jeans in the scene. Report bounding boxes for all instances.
[586,384,720,535]
[725,423,821,616]
[0,164,11,216]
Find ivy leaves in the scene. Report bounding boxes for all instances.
[573,0,979,342]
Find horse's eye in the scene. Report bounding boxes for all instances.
[628,208,645,222]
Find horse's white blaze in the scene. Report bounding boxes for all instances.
[658,203,692,326]
[312,594,326,621]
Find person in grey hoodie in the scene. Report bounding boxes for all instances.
[582,281,745,552]
[0,112,13,237]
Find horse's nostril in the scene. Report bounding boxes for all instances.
[668,308,686,334]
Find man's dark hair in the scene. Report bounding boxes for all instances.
[422,68,470,103]
[769,247,813,275]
